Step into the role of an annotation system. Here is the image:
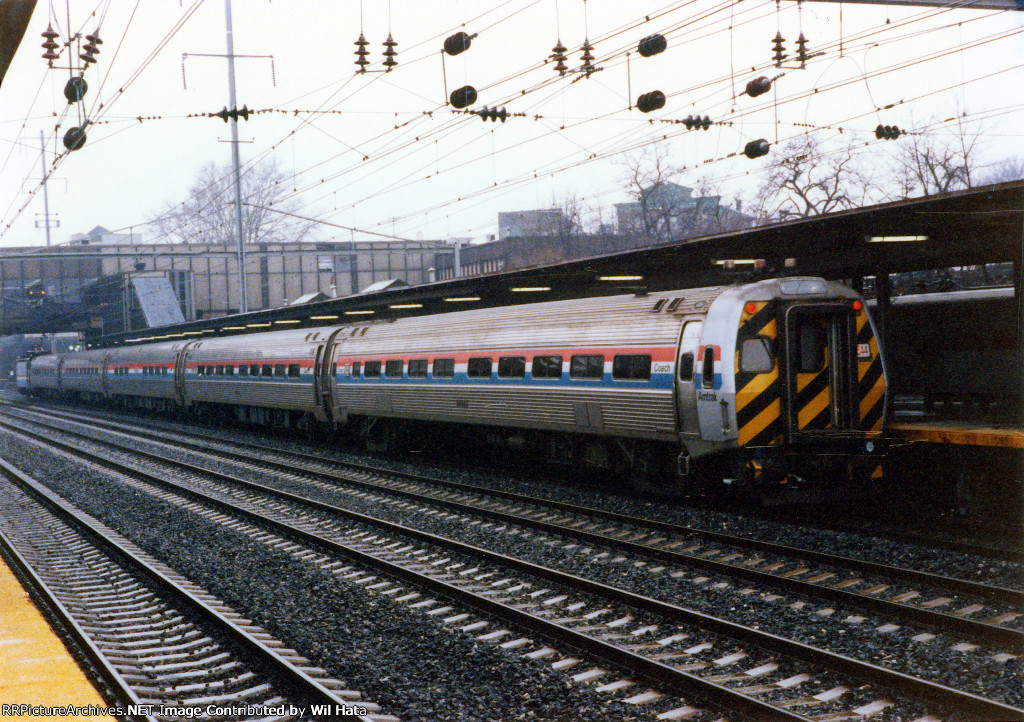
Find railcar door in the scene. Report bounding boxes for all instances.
[783,304,856,438]
[674,319,703,437]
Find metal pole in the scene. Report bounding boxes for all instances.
[225,0,247,313]
[39,131,51,247]
[1017,188,1024,426]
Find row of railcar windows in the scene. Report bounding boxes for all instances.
[195,363,301,378]
[348,354,652,381]
[112,366,168,376]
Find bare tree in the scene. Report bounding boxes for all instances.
[617,143,689,242]
[889,121,984,198]
[980,155,1024,185]
[750,135,871,223]
[149,158,318,245]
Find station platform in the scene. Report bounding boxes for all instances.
[0,550,107,710]
[888,419,1024,449]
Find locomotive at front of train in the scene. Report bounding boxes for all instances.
[686,277,887,492]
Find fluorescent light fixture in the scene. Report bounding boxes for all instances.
[444,296,481,302]
[201,329,215,333]
[511,286,550,292]
[183,331,203,336]
[713,259,759,266]
[344,310,374,315]
[309,315,339,320]
[221,326,247,331]
[866,235,928,243]
[274,319,301,324]
[389,303,423,309]
[599,275,644,281]
[246,322,272,328]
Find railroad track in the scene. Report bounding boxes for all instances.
[15,404,1021,651]
[0,457,383,722]
[0,407,1020,720]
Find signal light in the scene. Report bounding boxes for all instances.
[745,302,758,314]
[63,125,87,151]
[772,31,786,67]
[745,76,772,98]
[450,85,477,109]
[636,91,665,113]
[476,106,508,122]
[63,76,87,103]
[743,139,770,159]
[852,300,863,311]
[874,124,902,140]
[354,33,370,73]
[682,114,712,130]
[444,31,473,56]
[637,34,667,57]
[382,34,398,70]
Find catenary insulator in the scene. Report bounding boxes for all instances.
[796,33,809,67]
[41,25,59,41]
[354,33,370,72]
[444,31,472,56]
[743,138,770,159]
[63,125,87,151]
[746,76,772,98]
[63,76,87,103]
[82,42,100,56]
[85,32,102,46]
[772,31,787,67]
[477,106,508,122]
[79,51,96,64]
[551,39,568,74]
[874,124,901,140]
[382,34,398,69]
[636,91,666,113]
[449,85,477,109]
[580,39,595,72]
[637,34,667,57]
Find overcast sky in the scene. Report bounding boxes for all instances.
[0,0,1021,249]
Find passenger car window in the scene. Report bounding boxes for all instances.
[363,360,381,378]
[274,363,286,377]
[612,354,652,380]
[196,366,205,376]
[432,358,454,378]
[239,365,249,377]
[701,347,715,389]
[798,321,827,373]
[351,361,361,377]
[678,353,694,381]
[385,360,404,378]
[497,356,526,378]
[215,365,224,376]
[262,364,273,377]
[250,364,259,377]
[531,355,562,379]
[408,359,428,378]
[467,357,492,378]
[740,337,775,373]
[288,363,301,378]
[570,355,604,380]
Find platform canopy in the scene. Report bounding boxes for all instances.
[90,179,1023,348]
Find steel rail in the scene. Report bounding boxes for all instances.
[0,526,156,722]
[0,455,371,721]
[1,417,1019,722]
[17,406,1018,651]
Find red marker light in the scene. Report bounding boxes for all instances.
[745,302,757,314]
[852,300,863,311]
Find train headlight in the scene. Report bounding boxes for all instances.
[865,441,875,452]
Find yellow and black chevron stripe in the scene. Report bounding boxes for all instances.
[856,307,886,431]
[794,317,833,431]
[735,301,783,447]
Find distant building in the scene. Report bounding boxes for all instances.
[497,209,573,240]
[69,225,139,246]
[614,182,752,241]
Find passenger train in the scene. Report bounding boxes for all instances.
[18,276,888,493]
